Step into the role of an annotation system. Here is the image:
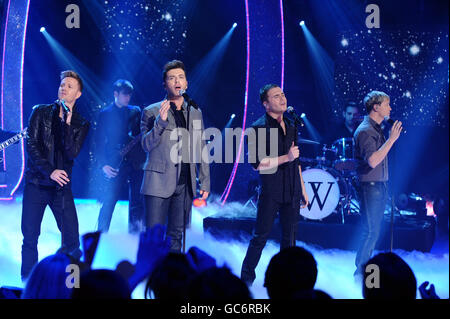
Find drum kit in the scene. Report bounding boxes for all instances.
[299,137,360,224]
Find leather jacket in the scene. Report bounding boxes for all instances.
[25,103,90,186]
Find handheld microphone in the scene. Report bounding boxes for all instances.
[287,106,304,127]
[56,99,70,113]
[385,117,406,134]
[179,89,198,109]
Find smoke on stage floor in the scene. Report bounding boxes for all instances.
[0,198,448,299]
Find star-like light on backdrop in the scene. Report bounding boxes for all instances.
[102,1,188,56]
[409,44,420,56]
[334,31,448,128]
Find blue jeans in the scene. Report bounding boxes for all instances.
[144,183,193,252]
[21,183,82,280]
[241,194,299,284]
[355,182,388,273]
[97,164,144,233]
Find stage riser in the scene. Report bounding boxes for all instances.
[203,216,436,252]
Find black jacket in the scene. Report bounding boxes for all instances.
[96,103,144,170]
[25,103,90,186]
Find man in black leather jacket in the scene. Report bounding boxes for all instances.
[21,70,90,280]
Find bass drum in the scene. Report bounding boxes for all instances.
[300,168,341,220]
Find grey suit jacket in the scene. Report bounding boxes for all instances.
[140,100,210,198]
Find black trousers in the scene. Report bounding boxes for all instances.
[144,183,193,252]
[21,182,82,280]
[97,164,144,233]
[241,193,300,284]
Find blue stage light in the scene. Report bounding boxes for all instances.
[341,38,349,47]
[300,113,306,118]
[299,20,305,26]
[231,114,236,119]
[40,27,45,33]
[232,23,237,28]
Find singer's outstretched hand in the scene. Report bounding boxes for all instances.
[199,190,209,200]
[65,111,72,125]
[301,192,309,209]
[287,142,300,162]
[102,165,119,179]
[50,169,70,187]
[159,99,170,121]
[58,105,72,125]
[388,120,402,143]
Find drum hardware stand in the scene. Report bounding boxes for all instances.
[243,185,261,211]
[338,172,360,224]
[317,144,336,168]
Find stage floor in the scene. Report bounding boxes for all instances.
[0,196,448,299]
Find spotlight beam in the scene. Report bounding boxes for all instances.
[300,23,335,130]
[188,24,237,106]
[40,30,103,103]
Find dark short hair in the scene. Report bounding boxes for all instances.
[264,246,318,299]
[113,79,134,94]
[187,266,251,300]
[363,91,389,113]
[259,84,280,104]
[145,253,196,299]
[163,60,186,81]
[363,252,417,299]
[60,70,83,92]
[344,101,359,112]
[71,269,131,299]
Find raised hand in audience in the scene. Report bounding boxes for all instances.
[128,224,170,291]
[419,281,440,299]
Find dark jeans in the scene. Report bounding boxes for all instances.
[355,181,388,273]
[21,182,82,280]
[241,194,299,284]
[97,164,144,233]
[144,183,193,252]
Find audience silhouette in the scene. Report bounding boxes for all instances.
[1,225,442,300]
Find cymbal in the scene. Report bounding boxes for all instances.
[298,138,321,145]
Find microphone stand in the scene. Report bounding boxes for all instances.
[389,130,396,253]
[58,102,67,252]
[183,103,190,253]
[288,110,306,247]
[385,118,402,252]
[181,94,197,253]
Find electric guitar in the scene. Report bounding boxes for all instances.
[0,128,28,152]
[103,132,143,173]
[94,132,144,199]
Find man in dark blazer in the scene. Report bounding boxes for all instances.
[140,60,210,252]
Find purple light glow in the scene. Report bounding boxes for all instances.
[220,0,251,205]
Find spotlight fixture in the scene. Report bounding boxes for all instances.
[299,21,305,26]
[300,113,306,118]
[232,22,237,28]
[396,193,427,219]
[39,27,46,33]
[231,114,236,119]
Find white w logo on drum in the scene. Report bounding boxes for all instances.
[308,182,335,211]
[300,168,340,220]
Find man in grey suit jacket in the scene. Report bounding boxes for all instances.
[140,60,210,251]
